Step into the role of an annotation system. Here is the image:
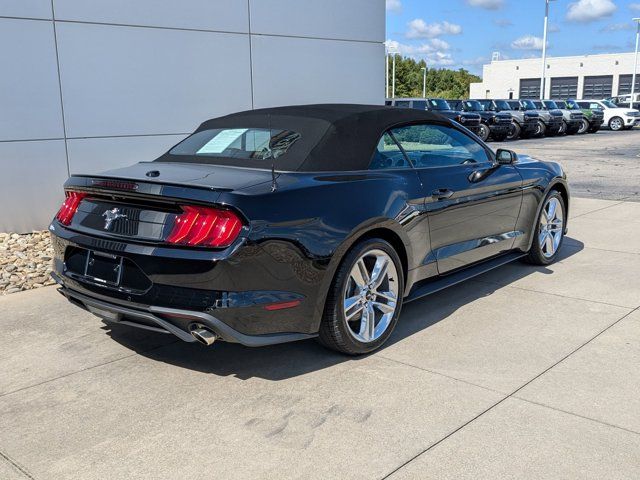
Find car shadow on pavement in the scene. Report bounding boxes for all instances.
[104,238,584,381]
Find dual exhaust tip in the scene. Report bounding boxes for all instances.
[189,324,218,346]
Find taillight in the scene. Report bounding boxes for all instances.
[55,191,87,225]
[166,206,243,248]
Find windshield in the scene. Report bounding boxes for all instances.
[507,101,521,110]
[532,101,544,109]
[463,100,483,111]
[601,100,617,108]
[521,100,537,110]
[565,100,580,110]
[168,128,301,161]
[428,99,452,111]
[494,100,512,110]
[544,100,559,109]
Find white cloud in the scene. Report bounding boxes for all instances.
[466,0,504,9]
[566,0,616,23]
[386,0,401,12]
[600,22,634,32]
[494,18,513,27]
[406,19,462,39]
[630,3,640,11]
[462,56,490,66]
[511,35,544,50]
[385,39,455,66]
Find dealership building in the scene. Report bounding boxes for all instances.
[0,0,384,232]
[470,52,640,100]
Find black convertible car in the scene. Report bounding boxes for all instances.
[50,104,569,355]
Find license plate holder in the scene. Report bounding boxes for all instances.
[84,250,123,286]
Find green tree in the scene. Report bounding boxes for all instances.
[387,55,481,99]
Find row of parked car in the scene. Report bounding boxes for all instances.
[385,97,640,142]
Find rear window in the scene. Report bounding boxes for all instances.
[169,128,301,162]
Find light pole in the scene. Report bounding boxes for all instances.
[385,52,389,98]
[540,0,556,100]
[630,18,640,109]
[392,53,397,98]
[421,67,427,98]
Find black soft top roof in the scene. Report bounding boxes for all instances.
[155,104,449,172]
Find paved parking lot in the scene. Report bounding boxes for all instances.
[1,196,639,480]
[510,128,640,201]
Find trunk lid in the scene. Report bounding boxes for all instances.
[79,161,274,192]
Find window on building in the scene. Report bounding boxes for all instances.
[583,75,613,99]
[618,74,640,96]
[550,77,578,98]
[519,78,541,99]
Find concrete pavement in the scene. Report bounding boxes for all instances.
[0,197,639,479]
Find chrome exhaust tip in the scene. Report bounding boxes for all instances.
[189,324,218,346]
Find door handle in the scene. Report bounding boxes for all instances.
[431,188,454,200]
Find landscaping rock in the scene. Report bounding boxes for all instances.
[0,231,54,296]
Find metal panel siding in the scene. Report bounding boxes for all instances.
[0,140,68,232]
[550,77,578,98]
[0,18,64,141]
[582,75,613,99]
[519,78,541,99]
[618,74,640,96]
[0,2,384,232]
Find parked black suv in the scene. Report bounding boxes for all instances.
[474,99,539,140]
[447,99,512,141]
[386,98,482,137]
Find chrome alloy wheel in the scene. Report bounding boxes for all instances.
[539,197,564,258]
[343,249,399,343]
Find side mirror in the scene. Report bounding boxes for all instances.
[496,149,517,165]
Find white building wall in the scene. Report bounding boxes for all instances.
[470,52,637,99]
[0,0,385,232]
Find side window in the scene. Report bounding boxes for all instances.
[389,124,490,168]
[369,133,411,170]
[395,100,412,108]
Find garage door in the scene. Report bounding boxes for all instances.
[550,77,578,98]
[582,75,613,99]
[618,74,640,95]
[519,78,540,99]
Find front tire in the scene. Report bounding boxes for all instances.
[318,238,404,355]
[477,123,490,142]
[507,122,521,140]
[609,116,624,131]
[525,191,566,266]
[535,120,546,138]
[578,118,589,134]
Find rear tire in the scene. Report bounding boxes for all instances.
[318,238,404,355]
[524,191,566,266]
[507,122,521,140]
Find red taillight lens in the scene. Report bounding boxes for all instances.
[166,206,243,248]
[55,191,88,225]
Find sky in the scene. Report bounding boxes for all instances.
[385,0,640,74]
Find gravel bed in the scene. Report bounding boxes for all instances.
[0,231,56,296]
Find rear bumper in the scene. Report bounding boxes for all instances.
[49,221,327,339]
[53,273,317,346]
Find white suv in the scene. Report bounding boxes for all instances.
[577,100,640,131]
